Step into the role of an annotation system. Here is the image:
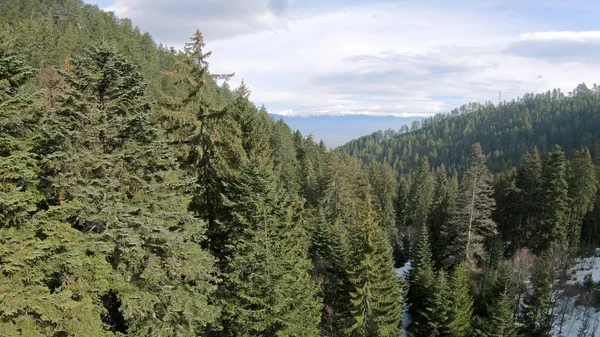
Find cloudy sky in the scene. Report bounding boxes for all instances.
[86,0,600,147]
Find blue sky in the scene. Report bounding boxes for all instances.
[84,0,600,147]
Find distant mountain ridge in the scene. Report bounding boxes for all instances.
[338,84,600,175]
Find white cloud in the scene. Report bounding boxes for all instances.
[104,0,290,43]
[506,30,600,63]
[519,31,600,41]
[102,0,600,118]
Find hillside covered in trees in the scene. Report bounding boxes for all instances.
[2,1,600,337]
[339,88,600,175]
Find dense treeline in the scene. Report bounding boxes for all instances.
[3,1,600,337]
[339,86,600,175]
[398,142,600,336]
[0,1,403,336]
[338,83,600,336]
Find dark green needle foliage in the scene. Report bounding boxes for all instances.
[3,1,600,336]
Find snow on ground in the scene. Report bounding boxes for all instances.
[569,254,600,285]
[395,262,412,337]
[395,262,412,278]
[394,256,600,336]
[554,253,600,337]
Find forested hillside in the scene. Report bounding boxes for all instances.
[2,1,600,337]
[0,1,403,336]
[339,88,600,175]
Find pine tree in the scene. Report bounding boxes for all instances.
[346,195,403,337]
[162,30,243,268]
[0,43,119,336]
[520,257,554,337]
[448,262,474,337]
[478,291,518,337]
[407,157,434,233]
[424,270,452,337]
[368,162,398,243]
[309,210,353,337]
[517,148,543,249]
[0,41,40,227]
[429,164,455,268]
[271,119,301,198]
[444,143,497,271]
[220,156,322,337]
[38,42,219,335]
[407,228,436,337]
[537,145,570,252]
[567,148,598,250]
[394,176,411,265]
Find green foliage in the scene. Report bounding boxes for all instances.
[407,157,434,232]
[444,143,497,270]
[407,228,436,337]
[4,2,600,336]
[519,257,555,337]
[429,164,455,269]
[0,41,41,227]
[477,291,519,337]
[309,209,354,337]
[538,146,570,252]
[346,196,403,337]
[424,270,452,337]
[37,42,218,335]
[448,263,474,337]
[567,147,598,251]
[219,157,322,337]
[0,220,120,336]
[393,176,411,265]
[368,162,398,243]
[340,85,600,175]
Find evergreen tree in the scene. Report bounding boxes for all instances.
[309,210,353,337]
[520,257,554,337]
[173,30,243,266]
[220,156,322,337]
[444,143,497,270]
[407,157,434,233]
[567,147,598,250]
[393,176,411,265]
[478,291,519,337]
[38,42,219,335]
[424,270,452,337]
[271,118,301,198]
[493,169,521,255]
[346,195,403,337]
[0,42,118,336]
[368,162,398,243]
[537,145,570,252]
[0,40,40,227]
[448,263,474,337]
[513,148,543,253]
[428,164,455,268]
[407,228,436,337]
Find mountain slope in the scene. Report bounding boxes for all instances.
[339,84,600,175]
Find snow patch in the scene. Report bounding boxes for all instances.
[396,262,412,337]
[554,254,600,336]
[395,262,412,278]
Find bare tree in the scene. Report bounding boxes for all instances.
[510,248,538,318]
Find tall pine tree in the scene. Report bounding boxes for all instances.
[444,143,497,271]
[38,42,219,335]
[538,145,570,252]
[407,228,436,337]
[346,194,403,337]
[219,156,322,337]
[428,164,455,269]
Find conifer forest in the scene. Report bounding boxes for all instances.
[1,1,600,336]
